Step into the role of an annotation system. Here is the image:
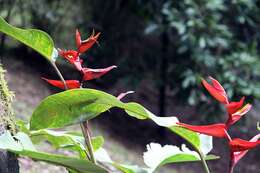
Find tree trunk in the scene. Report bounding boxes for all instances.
[157,12,169,137]
[0,151,19,173]
[0,65,19,173]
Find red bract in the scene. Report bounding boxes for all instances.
[229,134,260,173]
[76,29,100,54]
[82,65,117,81]
[177,122,227,138]
[58,49,83,71]
[75,29,81,48]
[202,77,251,127]
[41,77,80,90]
[229,138,260,152]
[202,77,229,104]
[226,97,245,115]
[226,103,252,127]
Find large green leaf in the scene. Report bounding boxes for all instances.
[30,129,104,151]
[30,89,177,129]
[0,131,107,173]
[17,120,104,158]
[0,16,55,61]
[30,89,205,149]
[30,129,104,158]
[16,150,107,173]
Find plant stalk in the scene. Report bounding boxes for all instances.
[198,150,210,173]
[50,62,96,163]
[50,62,68,90]
[80,121,96,164]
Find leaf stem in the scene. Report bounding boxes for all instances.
[80,121,96,164]
[197,150,210,173]
[50,62,96,163]
[50,62,68,90]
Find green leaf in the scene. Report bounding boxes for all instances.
[94,148,149,173]
[114,164,149,173]
[15,132,36,151]
[16,150,107,173]
[30,89,204,150]
[30,129,104,158]
[31,129,86,157]
[143,142,218,172]
[30,89,177,130]
[0,16,55,61]
[0,131,107,173]
[16,120,30,134]
[0,131,22,151]
[91,136,104,151]
[169,126,200,149]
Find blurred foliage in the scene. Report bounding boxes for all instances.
[155,0,260,107]
[1,0,260,114]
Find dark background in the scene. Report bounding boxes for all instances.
[1,0,260,172]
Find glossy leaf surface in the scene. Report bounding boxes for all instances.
[0,16,54,61]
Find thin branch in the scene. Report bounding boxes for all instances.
[50,62,68,90]
[80,121,96,164]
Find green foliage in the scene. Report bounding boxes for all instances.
[170,126,200,149]
[0,11,221,173]
[30,88,168,130]
[142,142,217,172]
[29,88,216,162]
[0,16,55,61]
[138,0,260,110]
[94,143,218,173]
[0,131,108,173]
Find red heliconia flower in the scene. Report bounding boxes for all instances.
[229,138,260,152]
[58,49,83,71]
[229,134,260,173]
[226,103,252,127]
[117,91,134,100]
[201,77,229,104]
[76,29,100,54]
[82,65,117,81]
[41,77,80,90]
[202,77,251,126]
[226,97,245,115]
[176,122,228,138]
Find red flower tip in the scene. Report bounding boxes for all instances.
[41,77,80,90]
[82,65,117,81]
[226,97,245,115]
[229,134,260,173]
[226,103,252,127]
[58,49,82,71]
[77,29,101,54]
[117,91,134,100]
[201,77,229,104]
[176,122,227,138]
[229,138,260,152]
[75,29,81,48]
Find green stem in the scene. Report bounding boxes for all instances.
[50,62,68,90]
[50,62,96,163]
[197,150,210,173]
[80,121,96,164]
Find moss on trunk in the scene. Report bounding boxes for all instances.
[0,64,19,173]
